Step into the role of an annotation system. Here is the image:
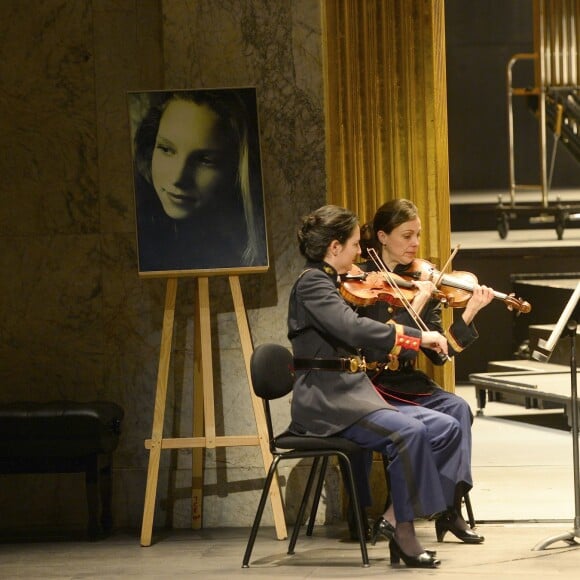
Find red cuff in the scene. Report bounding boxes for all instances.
[396,334,421,351]
[388,322,421,355]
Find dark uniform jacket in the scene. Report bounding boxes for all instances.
[287,261,423,436]
[356,261,479,400]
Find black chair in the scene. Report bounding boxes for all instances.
[242,343,370,568]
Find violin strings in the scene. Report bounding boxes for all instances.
[367,248,451,363]
[437,244,508,303]
[366,248,430,332]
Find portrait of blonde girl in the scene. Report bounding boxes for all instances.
[128,88,268,275]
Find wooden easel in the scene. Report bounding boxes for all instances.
[140,275,287,546]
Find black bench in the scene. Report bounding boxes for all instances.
[0,400,124,539]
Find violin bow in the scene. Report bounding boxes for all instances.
[434,244,461,287]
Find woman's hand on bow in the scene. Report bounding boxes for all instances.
[420,330,448,355]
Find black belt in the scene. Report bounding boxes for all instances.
[293,357,383,373]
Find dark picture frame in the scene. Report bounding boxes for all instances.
[127,87,269,277]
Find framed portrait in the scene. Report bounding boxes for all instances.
[127,87,269,277]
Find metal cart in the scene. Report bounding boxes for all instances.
[503,0,580,240]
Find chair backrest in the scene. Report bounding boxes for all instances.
[250,343,295,401]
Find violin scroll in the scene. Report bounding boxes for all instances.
[504,294,532,314]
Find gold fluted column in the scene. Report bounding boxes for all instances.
[322,0,454,391]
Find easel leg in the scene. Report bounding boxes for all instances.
[230,276,287,540]
[141,275,288,543]
[191,278,207,529]
[140,278,178,547]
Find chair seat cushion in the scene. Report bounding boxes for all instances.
[274,430,363,454]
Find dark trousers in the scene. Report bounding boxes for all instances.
[398,388,474,489]
[343,389,474,514]
[340,407,461,523]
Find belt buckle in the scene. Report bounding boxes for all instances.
[348,356,367,373]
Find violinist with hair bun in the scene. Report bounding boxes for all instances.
[354,198,494,546]
[288,204,477,568]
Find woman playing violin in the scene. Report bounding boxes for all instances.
[288,204,474,568]
[354,198,494,546]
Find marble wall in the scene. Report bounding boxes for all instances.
[0,0,328,532]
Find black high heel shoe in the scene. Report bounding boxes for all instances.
[389,538,440,568]
[435,511,485,544]
[370,516,395,545]
[371,517,437,555]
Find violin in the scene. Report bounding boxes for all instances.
[398,258,532,314]
[341,257,451,363]
[339,265,447,307]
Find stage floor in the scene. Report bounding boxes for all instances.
[1,386,579,579]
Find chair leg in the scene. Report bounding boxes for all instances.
[464,491,476,528]
[306,456,328,537]
[242,456,283,568]
[338,452,370,567]
[287,457,321,555]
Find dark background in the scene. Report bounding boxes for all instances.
[445,0,578,192]
[445,1,579,381]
